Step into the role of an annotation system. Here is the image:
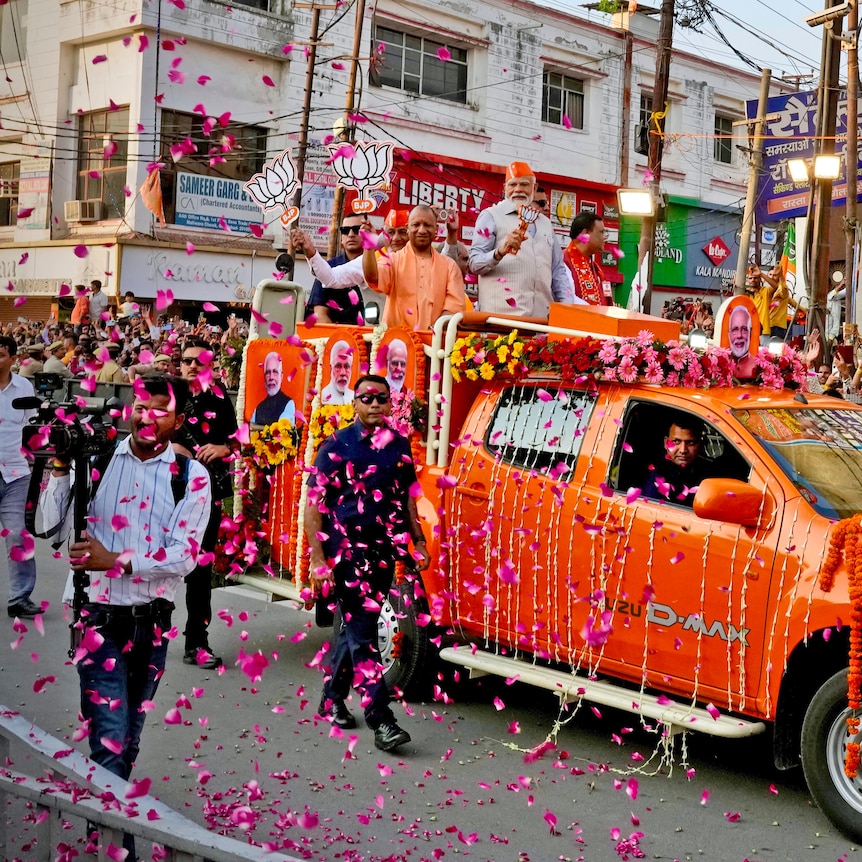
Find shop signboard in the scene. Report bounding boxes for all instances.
[175,172,261,233]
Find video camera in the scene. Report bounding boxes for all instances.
[12,372,118,462]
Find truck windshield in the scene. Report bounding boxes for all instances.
[733,406,862,519]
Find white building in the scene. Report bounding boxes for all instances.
[0,0,788,324]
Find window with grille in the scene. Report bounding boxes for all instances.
[370,25,467,103]
[159,109,268,224]
[76,108,130,219]
[542,72,584,129]
[0,0,27,63]
[0,162,19,227]
[714,114,734,164]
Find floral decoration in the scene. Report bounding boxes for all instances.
[820,515,862,778]
[309,404,355,449]
[249,418,300,469]
[387,389,426,437]
[450,330,807,390]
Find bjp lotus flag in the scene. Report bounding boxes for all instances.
[140,169,166,226]
[780,221,797,296]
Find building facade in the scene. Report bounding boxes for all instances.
[0,0,787,324]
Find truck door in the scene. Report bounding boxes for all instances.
[447,381,605,653]
[599,396,781,710]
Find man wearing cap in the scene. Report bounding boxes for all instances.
[469,161,576,318]
[95,342,125,384]
[43,340,73,378]
[18,344,44,379]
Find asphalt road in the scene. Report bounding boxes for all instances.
[1,541,859,861]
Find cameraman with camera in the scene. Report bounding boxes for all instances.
[40,375,211,854]
[0,336,42,618]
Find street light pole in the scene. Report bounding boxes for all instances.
[638,0,674,316]
[809,0,844,343]
[844,0,859,332]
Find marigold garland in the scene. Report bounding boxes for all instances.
[309,404,355,449]
[820,515,862,777]
[449,331,807,390]
[249,418,300,469]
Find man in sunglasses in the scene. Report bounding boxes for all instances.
[176,340,238,669]
[305,375,430,752]
[298,213,381,325]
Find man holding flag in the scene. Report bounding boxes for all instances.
[759,223,799,339]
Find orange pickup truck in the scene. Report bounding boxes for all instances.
[236,297,862,841]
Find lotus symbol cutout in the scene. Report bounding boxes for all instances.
[244,150,300,213]
[327,140,394,208]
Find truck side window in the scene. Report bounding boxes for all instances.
[611,401,751,504]
[485,385,597,473]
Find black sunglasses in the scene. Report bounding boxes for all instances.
[534,199,548,207]
[181,356,206,366]
[356,392,389,405]
[340,225,362,236]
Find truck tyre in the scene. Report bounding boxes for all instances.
[378,578,433,699]
[801,668,862,842]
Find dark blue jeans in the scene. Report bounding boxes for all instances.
[322,548,396,729]
[77,601,173,780]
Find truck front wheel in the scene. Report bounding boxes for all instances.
[801,668,862,841]
[378,578,433,699]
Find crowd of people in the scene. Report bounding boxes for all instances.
[3,281,247,387]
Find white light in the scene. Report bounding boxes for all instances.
[787,158,810,183]
[767,338,785,356]
[688,328,708,351]
[617,188,655,216]
[814,154,842,179]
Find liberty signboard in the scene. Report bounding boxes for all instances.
[745,90,862,223]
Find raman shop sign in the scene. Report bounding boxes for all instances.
[745,90,862,222]
[175,172,262,233]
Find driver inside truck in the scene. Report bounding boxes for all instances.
[643,414,710,507]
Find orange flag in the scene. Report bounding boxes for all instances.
[140,169,166,226]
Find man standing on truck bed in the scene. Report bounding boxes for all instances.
[469,161,576,317]
[305,374,430,752]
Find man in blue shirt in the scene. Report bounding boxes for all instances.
[305,374,430,751]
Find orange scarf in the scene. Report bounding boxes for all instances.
[564,243,608,306]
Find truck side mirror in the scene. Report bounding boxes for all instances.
[693,478,771,527]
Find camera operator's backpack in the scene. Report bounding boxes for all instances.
[90,452,191,508]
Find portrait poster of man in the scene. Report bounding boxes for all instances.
[714,295,761,378]
[320,332,365,406]
[372,327,419,395]
[244,339,313,425]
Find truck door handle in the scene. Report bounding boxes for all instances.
[458,482,490,501]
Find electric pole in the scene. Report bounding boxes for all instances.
[844,0,858,334]
[638,0,674,316]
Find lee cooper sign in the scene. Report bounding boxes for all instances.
[704,236,731,267]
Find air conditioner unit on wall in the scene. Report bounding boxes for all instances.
[64,200,102,223]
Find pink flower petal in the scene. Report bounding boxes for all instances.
[73,245,88,258]
[262,75,275,87]
[436,46,451,61]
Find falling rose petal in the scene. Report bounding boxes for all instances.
[156,288,174,310]
[13,297,26,307]
[625,777,639,800]
[543,809,559,834]
[536,388,554,402]
[105,844,129,861]
[92,55,108,64]
[492,696,505,711]
[625,487,641,504]
[73,244,88,258]
[125,777,152,798]
[436,46,451,61]
[701,789,710,805]
[100,737,124,755]
[724,811,741,822]
[670,551,684,564]
[269,321,283,337]
[186,241,195,255]
[705,702,720,720]
[33,675,56,693]
[656,694,671,706]
[508,720,520,734]
[202,302,218,312]
[562,114,573,129]
[16,207,34,219]
[111,515,129,532]
[164,708,182,725]
[262,75,275,87]
[600,482,613,498]
[610,245,625,259]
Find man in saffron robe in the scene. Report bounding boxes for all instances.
[362,205,465,330]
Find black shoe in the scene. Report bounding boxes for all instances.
[318,697,357,729]
[374,722,411,752]
[183,648,222,669]
[7,598,40,618]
